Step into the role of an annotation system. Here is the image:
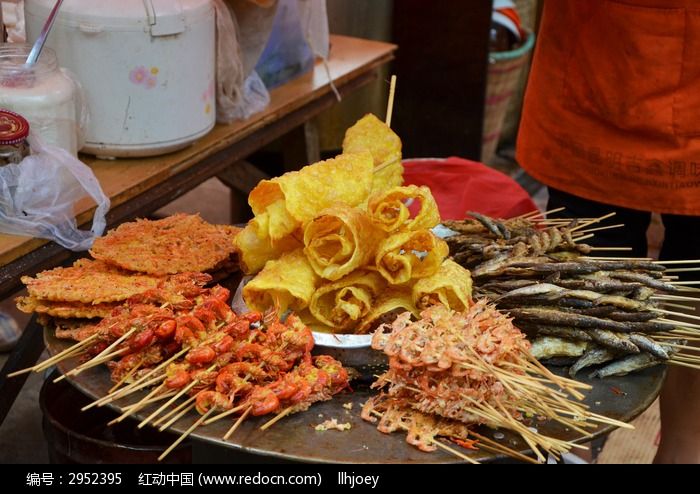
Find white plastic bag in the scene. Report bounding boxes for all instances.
[0,134,110,251]
[214,0,272,123]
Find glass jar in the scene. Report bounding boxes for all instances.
[0,109,30,166]
[0,44,80,155]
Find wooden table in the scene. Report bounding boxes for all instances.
[0,35,396,425]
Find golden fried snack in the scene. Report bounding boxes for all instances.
[90,214,240,275]
[16,296,118,319]
[234,222,303,275]
[355,287,419,334]
[412,259,473,312]
[375,230,449,285]
[342,113,404,194]
[248,152,374,242]
[368,185,441,233]
[303,207,381,281]
[309,270,386,332]
[243,249,320,314]
[21,259,162,304]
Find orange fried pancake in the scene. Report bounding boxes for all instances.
[21,259,162,304]
[17,296,118,319]
[90,214,241,275]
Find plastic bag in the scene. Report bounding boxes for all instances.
[214,0,272,123]
[0,134,110,251]
[255,0,314,89]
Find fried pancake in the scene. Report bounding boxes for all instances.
[17,296,119,319]
[21,259,162,304]
[90,214,241,275]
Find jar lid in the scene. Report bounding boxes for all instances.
[0,109,30,145]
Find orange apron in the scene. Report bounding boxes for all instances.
[517,0,700,215]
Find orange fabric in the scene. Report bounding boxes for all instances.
[517,0,700,215]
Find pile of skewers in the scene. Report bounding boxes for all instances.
[444,210,700,377]
[13,282,349,461]
[362,301,631,463]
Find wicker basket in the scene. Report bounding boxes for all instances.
[481,29,535,164]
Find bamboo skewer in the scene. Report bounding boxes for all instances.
[672,354,700,364]
[374,157,400,174]
[654,260,700,265]
[655,318,700,329]
[574,223,625,235]
[385,75,397,127]
[102,373,167,403]
[655,309,700,322]
[655,332,700,341]
[55,328,139,383]
[159,409,214,462]
[588,247,634,252]
[82,347,190,411]
[7,334,99,377]
[55,347,130,383]
[583,257,653,261]
[89,327,137,363]
[669,360,700,371]
[661,302,696,311]
[159,402,197,432]
[468,431,538,464]
[137,381,198,429]
[154,396,196,428]
[223,406,252,440]
[108,358,145,394]
[569,212,617,233]
[108,383,167,426]
[653,295,699,302]
[19,346,87,377]
[658,342,700,352]
[82,374,166,411]
[138,363,217,429]
[120,390,177,412]
[665,267,700,273]
[514,207,566,220]
[431,439,480,464]
[573,233,594,243]
[204,402,250,426]
[260,406,294,431]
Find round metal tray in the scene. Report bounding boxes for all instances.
[45,328,665,463]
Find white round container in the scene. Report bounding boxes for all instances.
[0,44,80,155]
[25,0,216,158]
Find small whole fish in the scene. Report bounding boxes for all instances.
[628,334,670,360]
[608,272,679,293]
[467,211,509,239]
[497,283,565,300]
[569,346,618,377]
[588,329,639,354]
[590,353,663,378]
[519,323,593,342]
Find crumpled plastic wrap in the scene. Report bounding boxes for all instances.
[214,0,272,123]
[0,134,110,251]
[214,0,331,123]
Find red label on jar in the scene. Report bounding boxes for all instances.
[0,109,30,145]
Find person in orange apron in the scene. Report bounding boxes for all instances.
[517,0,700,463]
